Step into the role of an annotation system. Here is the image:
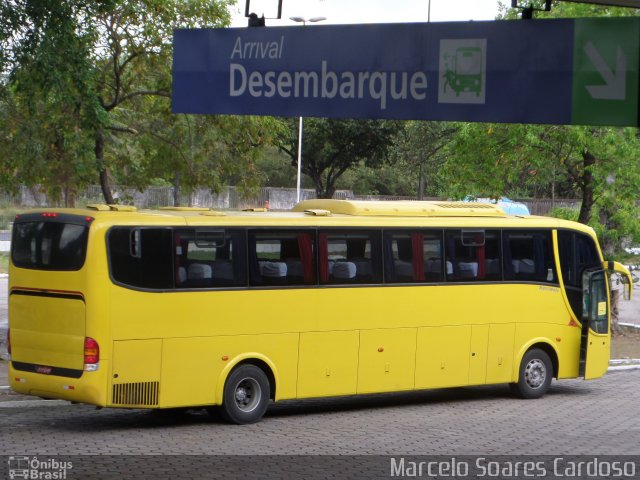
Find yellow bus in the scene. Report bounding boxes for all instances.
[8,200,632,424]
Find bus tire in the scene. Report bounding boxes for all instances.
[219,364,270,425]
[510,348,552,399]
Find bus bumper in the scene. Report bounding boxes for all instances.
[9,360,110,407]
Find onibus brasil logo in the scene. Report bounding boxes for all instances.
[8,457,72,479]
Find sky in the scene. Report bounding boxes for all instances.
[230,0,505,27]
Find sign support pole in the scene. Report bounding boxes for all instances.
[296,116,303,203]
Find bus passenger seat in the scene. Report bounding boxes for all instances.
[512,259,535,274]
[188,263,212,280]
[260,261,288,278]
[394,260,413,277]
[485,259,500,275]
[351,259,371,277]
[458,261,478,278]
[285,259,304,277]
[178,266,187,284]
[519,259,535,274]
[332,261,356,280]
[327,260,336,275]
[425,259,441,273]
[212,260,234,280]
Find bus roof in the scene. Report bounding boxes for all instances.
[15,201,595,236]
[292,200,507,217]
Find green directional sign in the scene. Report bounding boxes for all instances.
[572,17,640,126]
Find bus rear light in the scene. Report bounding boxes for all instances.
[42,212,58,218]
[84,337,100,371]
[14,377,26,383]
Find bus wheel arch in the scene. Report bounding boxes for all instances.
[510,344,557,399]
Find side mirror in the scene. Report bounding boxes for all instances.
[603,261,633,301]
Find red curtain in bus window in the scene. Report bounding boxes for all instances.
[411,233,425,282]
[319,234,329,283]
[297,234,315,283]
[475,233,486,279]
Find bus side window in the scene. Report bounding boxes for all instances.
[383,230,444,284]
[503,230,556,284]
[319,230,382,285]
[108,227,174,290]
[178,229,247,289]
[248,230,315,286]
[445,229,501,282]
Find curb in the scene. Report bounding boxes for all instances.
[608,365,640,372]
[0,399,69,408]
[620,323,640,330]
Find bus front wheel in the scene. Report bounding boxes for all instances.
[510,348,552,399]
[219,364,270,424]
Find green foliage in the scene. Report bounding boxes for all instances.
[548,207,579,222]
[255,147,301,189]
[391,121,458,198]
[499,1,639,19]
[342,160,418,197]
[0,0,272,206]
[277,118,402,198]
[0,207,23,229]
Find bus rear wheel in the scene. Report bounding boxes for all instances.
[219,364,270,424]
[510,348,552,399]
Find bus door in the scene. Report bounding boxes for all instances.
[579,268,609,379]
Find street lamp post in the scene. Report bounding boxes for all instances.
[289,16,326,203]
[296,116,303,203]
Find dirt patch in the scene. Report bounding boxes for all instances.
[611,327,640,359]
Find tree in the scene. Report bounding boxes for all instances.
[134,103,285,203]
[0,1,114,205]
[277,118,401,199]
[392,121,458,199]
[445,123,639,214]
[0,0,259,205]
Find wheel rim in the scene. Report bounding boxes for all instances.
[524,358,547,389]
[233,377,261,413]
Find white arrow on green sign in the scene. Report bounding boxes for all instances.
[572,17,639,126]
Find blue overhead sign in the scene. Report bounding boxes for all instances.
[172,18,639,126]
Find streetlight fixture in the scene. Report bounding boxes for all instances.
[289,16,326,203]
[289,16,327,25]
